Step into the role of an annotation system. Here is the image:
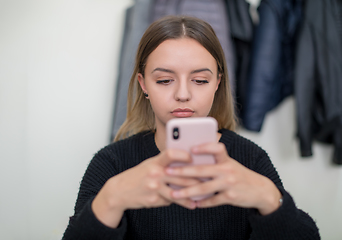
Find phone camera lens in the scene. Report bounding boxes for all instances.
[173,127,179,140]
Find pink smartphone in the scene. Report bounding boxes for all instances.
[166,117,218,201]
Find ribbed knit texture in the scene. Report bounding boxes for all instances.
[62,129,320,240]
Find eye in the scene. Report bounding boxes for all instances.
[192,79,209,85]
[156,79,173,85]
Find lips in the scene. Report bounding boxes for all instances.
[171,108,194,117]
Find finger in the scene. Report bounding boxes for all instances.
[192,142,230,163]
[158,149,192,167]
[196,193,229,208]
[174,199,197,210]
[166,163,219,178]
[164,176,202,187]
[158,185,197,210]
[145,196,173,208]
[170,179,222,200]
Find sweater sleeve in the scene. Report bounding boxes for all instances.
[248,153,320,239]
[62,146,127,240]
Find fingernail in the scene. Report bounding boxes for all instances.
[166,168,174,174]
[190,201,196,209]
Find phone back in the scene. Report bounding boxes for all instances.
[166,117,217,166]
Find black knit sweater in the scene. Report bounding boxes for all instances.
[63,129,320,240]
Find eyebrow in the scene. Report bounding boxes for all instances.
[151,67,213,74]
[190,68,213,74]
[151,68,175,74]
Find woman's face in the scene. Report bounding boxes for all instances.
[138,38,220,132]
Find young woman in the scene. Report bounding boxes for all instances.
[63,16,319,239]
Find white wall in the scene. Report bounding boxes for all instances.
[0,0,133,239]
[0,0,341,239]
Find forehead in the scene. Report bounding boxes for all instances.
[145,38,217,73]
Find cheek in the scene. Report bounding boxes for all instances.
[196,86,217,102]
[149,88,171,102]
[206,95,216,109]
[195,92,216,115]
[148,91,170,111]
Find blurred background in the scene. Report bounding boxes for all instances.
[1,0,341,239]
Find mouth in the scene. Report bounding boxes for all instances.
[171,108,194,117]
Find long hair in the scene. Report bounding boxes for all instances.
[114,16,236,141]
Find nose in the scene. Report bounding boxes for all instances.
[175,80,191,102]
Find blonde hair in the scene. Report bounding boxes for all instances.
[114,16,236,141]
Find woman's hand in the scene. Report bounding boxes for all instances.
[166,142,282,216]
[92,149,199,228]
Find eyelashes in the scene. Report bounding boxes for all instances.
[156,79,209,85]
[156,79,173,84]
[193,80,209,84]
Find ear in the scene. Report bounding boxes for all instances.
[137,73,148,93]
[216,74,222,91]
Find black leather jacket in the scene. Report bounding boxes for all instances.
[295,0,342,164]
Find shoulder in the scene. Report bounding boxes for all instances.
[219,129,269,168]
[92,131,154,172]
[219,128,266,152]
[100,131,151,154]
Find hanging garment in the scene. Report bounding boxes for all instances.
[295,0,342,164]
[241,0,303,131]
[110,0,154,141]
[226,0,254,118]
[152,0,236,93]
